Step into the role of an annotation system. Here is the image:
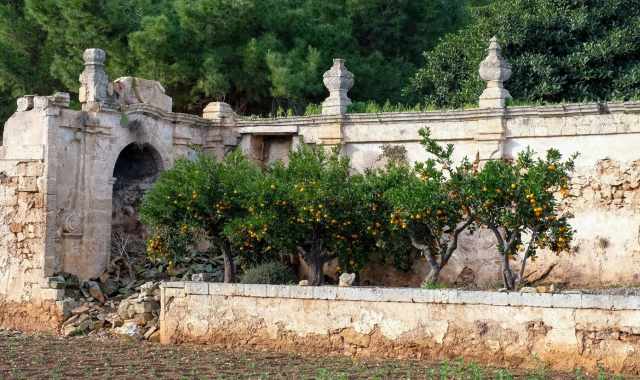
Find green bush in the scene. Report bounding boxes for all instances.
[407,0,640,108]
[140,151,263,282]
[240,261,297,285]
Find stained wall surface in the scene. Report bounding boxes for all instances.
[161,283,640,374]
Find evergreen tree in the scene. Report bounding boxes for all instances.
[407,0,640,108]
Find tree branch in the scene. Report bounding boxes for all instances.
[442,217,474,265]
[410,234,440,271]
[518,230,539,286]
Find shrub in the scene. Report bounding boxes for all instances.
[140,151,263,282]
[226,145,403,285]
[384,129,475,284]
[240,261,297,285]
[471,148,577,290]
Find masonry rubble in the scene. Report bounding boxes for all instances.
[55,272,161,341]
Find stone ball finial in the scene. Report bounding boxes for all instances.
[83,48,106,66]
[322,58,354,115]
[478,37,512,108]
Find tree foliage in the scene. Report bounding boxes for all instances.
[470,148,577,290]
[384,130,475,284]
[0,0,467,123]
[140,151,262,282]
[228,146,380,285]
[407,0,640,108]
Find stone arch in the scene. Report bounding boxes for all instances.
[110,143,164,269]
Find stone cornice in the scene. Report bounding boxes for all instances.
[506,101,640,118]
[162,282,640,311]
[123,104,215,128]
[116,101,640,132]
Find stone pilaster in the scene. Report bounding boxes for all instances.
[321,59,354,116]
[475,110,506,161]
[475,37,511,161]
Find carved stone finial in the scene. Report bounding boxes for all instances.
[79,48,114,111]
[83,48,106,66]
[321,58,354,115]
[479,37,512,108]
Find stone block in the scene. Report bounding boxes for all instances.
[40,288,65,301]
[518,293,553,308]
[336,286,368,302]
[162,287,185,299]
[379,288,416,303]
[242,284,268,298]
[218,283,244,296]
[266,285,291,298]
[549,293,583,309]
[408,289,436,304]
[611,296,640,311]
[17,161,44,177]
[18,176,38,192]
[161,281,186,289]
[581,294,614,310]
[9,223,23,233]
[289,286,314,299]
[458,290,495,305]
[313,286,338,300]
[481,291,519,306]
[184,282,209,295]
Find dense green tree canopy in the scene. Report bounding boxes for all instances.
[0,0,466,121]
[406,0,640,108]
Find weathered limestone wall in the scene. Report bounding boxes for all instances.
[4,43,640,311]
[234,103,640,288]
[0,98,66,330]
[161,283,640,374]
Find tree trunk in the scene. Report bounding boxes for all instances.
[221,242,235,283]
[307,253,324,286]
[424,266,442,286]
[502,254,516,290]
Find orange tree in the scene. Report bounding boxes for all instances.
[471,148,577,290]
[140,151,262,283]
[226,145,392,285]
[383,129,475,285]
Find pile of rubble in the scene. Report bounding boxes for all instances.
[53,273,161,341]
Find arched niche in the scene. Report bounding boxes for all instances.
[110,143,163,262]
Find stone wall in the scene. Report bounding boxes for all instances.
[0,102,66,330]
[3,43,640,312]
[160,282,640,374]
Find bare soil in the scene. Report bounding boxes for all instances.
[0,330,620,379]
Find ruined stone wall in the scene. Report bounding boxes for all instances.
[0,100,66,330]
[161,283,640,374]
[4,44,640,309]
[0,94,230,314]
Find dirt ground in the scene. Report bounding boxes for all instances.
[0,330,625,379]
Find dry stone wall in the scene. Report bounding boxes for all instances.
[160,283,640,375]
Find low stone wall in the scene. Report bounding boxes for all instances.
[160,282,640,375]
